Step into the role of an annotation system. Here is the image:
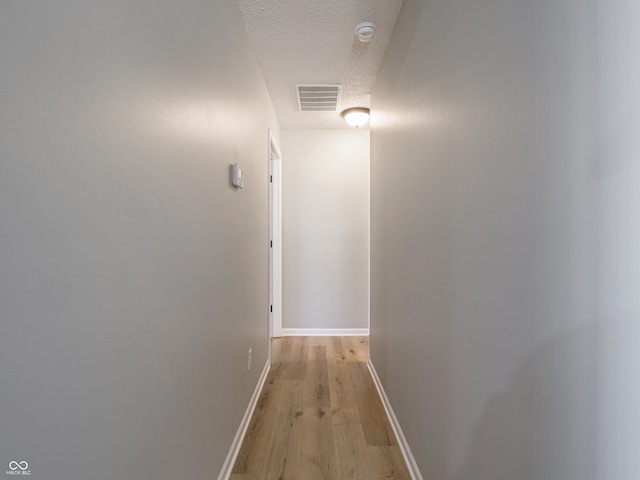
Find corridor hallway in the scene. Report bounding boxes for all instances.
[231,336,410,479]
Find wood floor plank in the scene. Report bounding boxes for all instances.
[302,346,331,408]
[328,360,360,425]
[232,362,287,474]
[343,336,369,362]
[271,337,308,380]
[368,446,412,479]
[327,336,347,363]
[283,406,334,480]
[290,336,308,362]
[270,336,284,362]
[333,423,373,479]
[348,361,397,446]
[284,359,306,381]
[272,336,293,363]
[261,379,303,479]
[354,336,370,362]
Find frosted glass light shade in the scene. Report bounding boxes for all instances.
[341,107,370,127]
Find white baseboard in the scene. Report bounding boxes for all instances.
[217,359,270,480]
[367,360,424,480]
[281,328,369,337]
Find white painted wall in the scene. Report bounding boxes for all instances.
[0,2,278,479]
[281,129,370,332]
[371,0,640,479]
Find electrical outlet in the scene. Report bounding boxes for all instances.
[248,348,252,371]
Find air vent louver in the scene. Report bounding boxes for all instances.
[296,84,341,112]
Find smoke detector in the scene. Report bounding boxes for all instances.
[355,22,377,43]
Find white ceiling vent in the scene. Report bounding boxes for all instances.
[296,84,341,112]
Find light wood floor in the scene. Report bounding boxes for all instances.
[231,336,411,480]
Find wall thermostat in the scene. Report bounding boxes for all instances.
[231,163,244,188]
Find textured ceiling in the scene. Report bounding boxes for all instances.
[237,0,405,129]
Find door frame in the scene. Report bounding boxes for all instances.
[268,130,283,341]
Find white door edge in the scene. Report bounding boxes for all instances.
[268,130,283,340]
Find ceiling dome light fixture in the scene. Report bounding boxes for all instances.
[341,107,370,127]
[355,22,377,43]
